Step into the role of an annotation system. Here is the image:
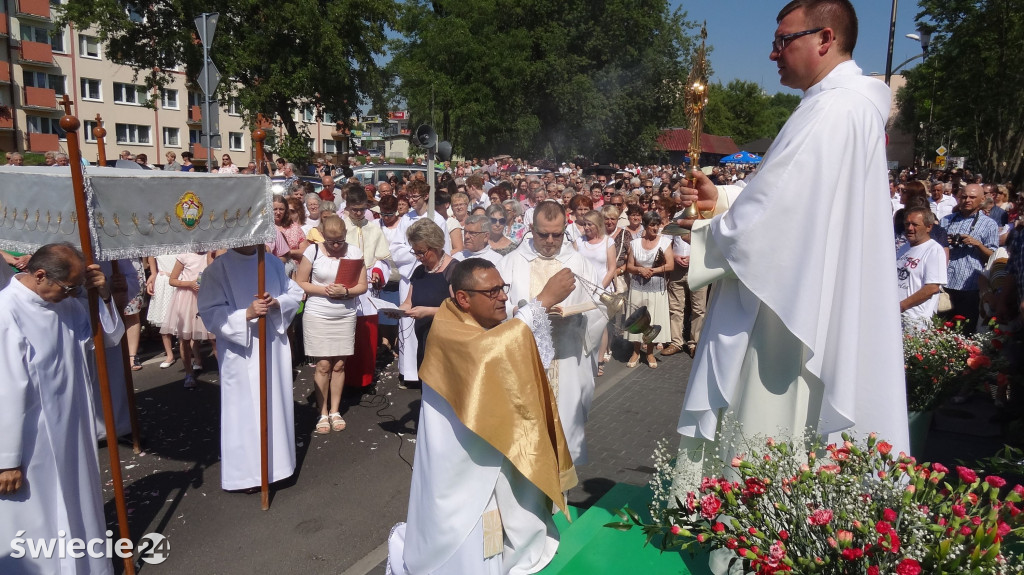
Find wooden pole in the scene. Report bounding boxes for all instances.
[59,95,136,575]
[93,114,107,166]
[94,116,142,454]
[253,125,270,510]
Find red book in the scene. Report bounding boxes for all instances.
[334,258,363,288]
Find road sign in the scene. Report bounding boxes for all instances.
[197,60,221,96]
[936,145,948,156]
[195,13,219,47]
[934,156,946,168]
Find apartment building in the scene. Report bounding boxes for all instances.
[1,0,347,166]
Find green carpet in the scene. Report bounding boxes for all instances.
[542,483,712,574]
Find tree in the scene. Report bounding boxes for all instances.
[701,80,800,145]
[390,0,696,161]
[56,0,395,139]
[895,0,1024,185]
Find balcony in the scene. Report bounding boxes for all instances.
[23,86,57,109]
[27,132,59,152]
[190,142,208,162]
[0,17,9,37]
[187,105,202,124]
[0,65,10,84]
[16,0,50,20]
[0,116,13,131]
[19,40,55,66]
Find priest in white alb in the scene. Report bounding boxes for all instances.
[452,214,505,266]
[500,202,607,465]
[387,258,578,575]
[673,0,909,490]
[0,243,123,575]
[197,246,305,491]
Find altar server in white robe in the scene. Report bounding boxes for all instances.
[387,258,577,575]
[0,243,123,575]
[499,202,607,465]
[452,214,505,266]
[395,180,451,383]
[673,0,909,491]
[197,246,304,491]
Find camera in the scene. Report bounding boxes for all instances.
[948,234,967,248]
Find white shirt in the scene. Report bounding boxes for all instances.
[896,239,947,327]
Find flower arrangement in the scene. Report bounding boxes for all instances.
[903,317,995,411]
[608,433,1024,574]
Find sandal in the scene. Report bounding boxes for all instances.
[130,355,143,371]
[626,353,640,368]
[314,415,331,435]
[597,361,606,377]
[602,351,612,362]
[329,412,346,432]
[646,354,658,369]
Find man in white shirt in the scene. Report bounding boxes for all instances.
[453,214,504,266]
[897,207,947,329]
[466,174,490,210]
[929,181,957,222]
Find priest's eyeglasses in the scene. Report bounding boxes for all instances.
[771,28,823,53]
[463,284,510,299]
[48,276,81,296]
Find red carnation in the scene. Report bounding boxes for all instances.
[883,508,897,522]
[700,494,722,520]
[986,475,1007,488]
[952,504,966,518]
[876,441,892,455]
[841,548,863,561]
[671,525,681,535]
[932,462,949,474]
[778,530,788,540]
[896,558,921,575]
[808,508,833,526]
[713,522,726,533]
[953,315,967,321]
[957,466,978,483]
[868,567,880,575]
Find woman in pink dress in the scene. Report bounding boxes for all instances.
[162,252,213,388]
[274,194,309,276]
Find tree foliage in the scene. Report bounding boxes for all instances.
[699,80,800,146]
[390,0,696,162]
[894,0,1024,185]
[56,0,395,138]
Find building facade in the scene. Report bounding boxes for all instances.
[1,0,349,167]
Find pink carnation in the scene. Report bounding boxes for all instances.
[957,466,978,483]
[808,508,833,526]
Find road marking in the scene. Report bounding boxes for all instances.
[340,540,390,575]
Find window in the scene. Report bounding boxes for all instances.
[115,123,151,145]
[84,120,99,143]
[23,71,66,96]
[323,112,335,125]
[306,138,315,152]
[163,127,180,147]
[27,115,66,140]
[79,34,101,59]
[189,129,201,144]
[228,97,241,116]
[19,24,49,44]
[228,132,244,151]
[187,91,202,108]
[323,139,337,154]
[80,78,101,101]
[113,82,145,105]
[303,107,315,123]
[49,28,66,53]
[161,88,178,109]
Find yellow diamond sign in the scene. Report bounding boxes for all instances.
[936,145,948,156]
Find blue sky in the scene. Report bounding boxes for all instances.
[674,0,926,93]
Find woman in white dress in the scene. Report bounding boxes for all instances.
[294,215,367,435]
[574,210,616,376]
[624,211,674,369]
[146,254,179,368]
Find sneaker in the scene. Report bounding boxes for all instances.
[183,374,197,389]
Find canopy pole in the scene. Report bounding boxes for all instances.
[253,125,270,510]
[94,118,142,454]
[59,95,136,575]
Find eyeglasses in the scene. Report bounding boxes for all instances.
[323,239,346,248]
[534,230,566,240]
[490,217,507,225]
[48,276,81,296]
[346,205,367,213]
[412,248,434,257]
[463,229,488,237]
[408,195,422,201]
[771,28,823,53]
[463,283,510,299]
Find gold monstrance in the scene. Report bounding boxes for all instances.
[681,23,710,220]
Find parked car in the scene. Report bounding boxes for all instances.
[270,176,325,197]
[352,164,428,186]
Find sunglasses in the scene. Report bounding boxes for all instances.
[534,230,565,240]
[463,283,511,299]
[323,239,346,248]
[49,276,81,296]
[490,217,507,225]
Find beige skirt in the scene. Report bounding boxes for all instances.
[302,312,357,357]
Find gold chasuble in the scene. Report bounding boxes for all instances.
[419,299,578,517]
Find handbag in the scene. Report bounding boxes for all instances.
[937,287,952,313]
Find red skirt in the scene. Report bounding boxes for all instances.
[349,315,378,388]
